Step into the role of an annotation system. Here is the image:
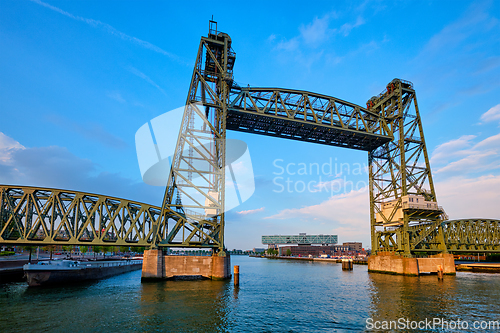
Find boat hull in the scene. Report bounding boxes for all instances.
[24,261,142,287]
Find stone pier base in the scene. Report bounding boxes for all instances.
[141,250,231,281]
[368,252,456,276]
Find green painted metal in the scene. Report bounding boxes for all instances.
[226,87,392,151]
[1,23,497,255]
[368,79,448,256]
[158,21,233,252]
[0,185,162,246]
[411,219,500,253]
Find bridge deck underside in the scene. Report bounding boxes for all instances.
[226,109,391,151]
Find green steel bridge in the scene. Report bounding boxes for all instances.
[1,21,499,255]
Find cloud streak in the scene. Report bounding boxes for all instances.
[30,0,179,60]
[237,207,265,215]
[128,66,167,96]
[481,104,500,124]
[45,114,128,150]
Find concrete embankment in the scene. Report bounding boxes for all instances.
[456,263,500,273]
[250,255,368,265]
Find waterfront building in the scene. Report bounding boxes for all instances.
[262,233,338,247]
[342,242,363,252]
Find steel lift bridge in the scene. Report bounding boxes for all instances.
[1,21,499,257]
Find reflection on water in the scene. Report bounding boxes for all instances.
[368,272,500,331]
[1,256,500,332]
[139,280,233,332]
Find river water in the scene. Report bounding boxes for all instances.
[1,256,500,332]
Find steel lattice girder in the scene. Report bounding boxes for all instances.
[368,79,446,255]
[159,28,232,250]
[441,219,500,252]
[225,87,393,151]
[0,185,162,246]
[3,27,498,254]
[379,219,500,253]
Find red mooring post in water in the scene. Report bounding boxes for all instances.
[234,265,239,286]
[437,265,444,280]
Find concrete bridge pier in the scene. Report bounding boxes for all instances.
[368,252,456,276]
[141,249,231,281]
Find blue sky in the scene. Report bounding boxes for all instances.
[1,0,499,250]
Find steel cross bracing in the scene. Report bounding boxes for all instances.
[0,186,162,246]
[159,23,395,252]
[368,79,449,255]
[408,219,500,253]
[226,87,392,151]
[1,23,499,254]
[158,21,233,251]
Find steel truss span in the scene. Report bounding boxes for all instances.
[0,185,163,247]
[226,87,392,151]
[1,22,498,254]
[442,219,500,253]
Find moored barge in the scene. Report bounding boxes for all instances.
[23,259,143,287]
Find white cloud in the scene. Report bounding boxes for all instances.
[265,187,368,223]
[299,14,336,45]
[431,133,500,175]
[264,188,370,245]
[275,13,364,49]
[0,132,24,150]
[480,104,500,124]
[0,133,163,205]
[276,37,300,51]
[339,16,365,37]
[0,132,25,163]
[475,132,500,149]
[436,175,500,220]
[431,135,476,164]
[237,207,265,215]
[314,178,344,192]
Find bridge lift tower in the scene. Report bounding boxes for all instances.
[159,21,448,258]
[2,21,500,278]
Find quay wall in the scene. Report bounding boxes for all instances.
[368,253,456,276]
[142,250,231,280]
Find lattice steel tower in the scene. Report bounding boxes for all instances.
[159,21,235,253]
[367,79,447,255]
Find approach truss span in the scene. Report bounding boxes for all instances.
[226,87,393,151]
[443,219,500,252]
[0,185,164,246]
